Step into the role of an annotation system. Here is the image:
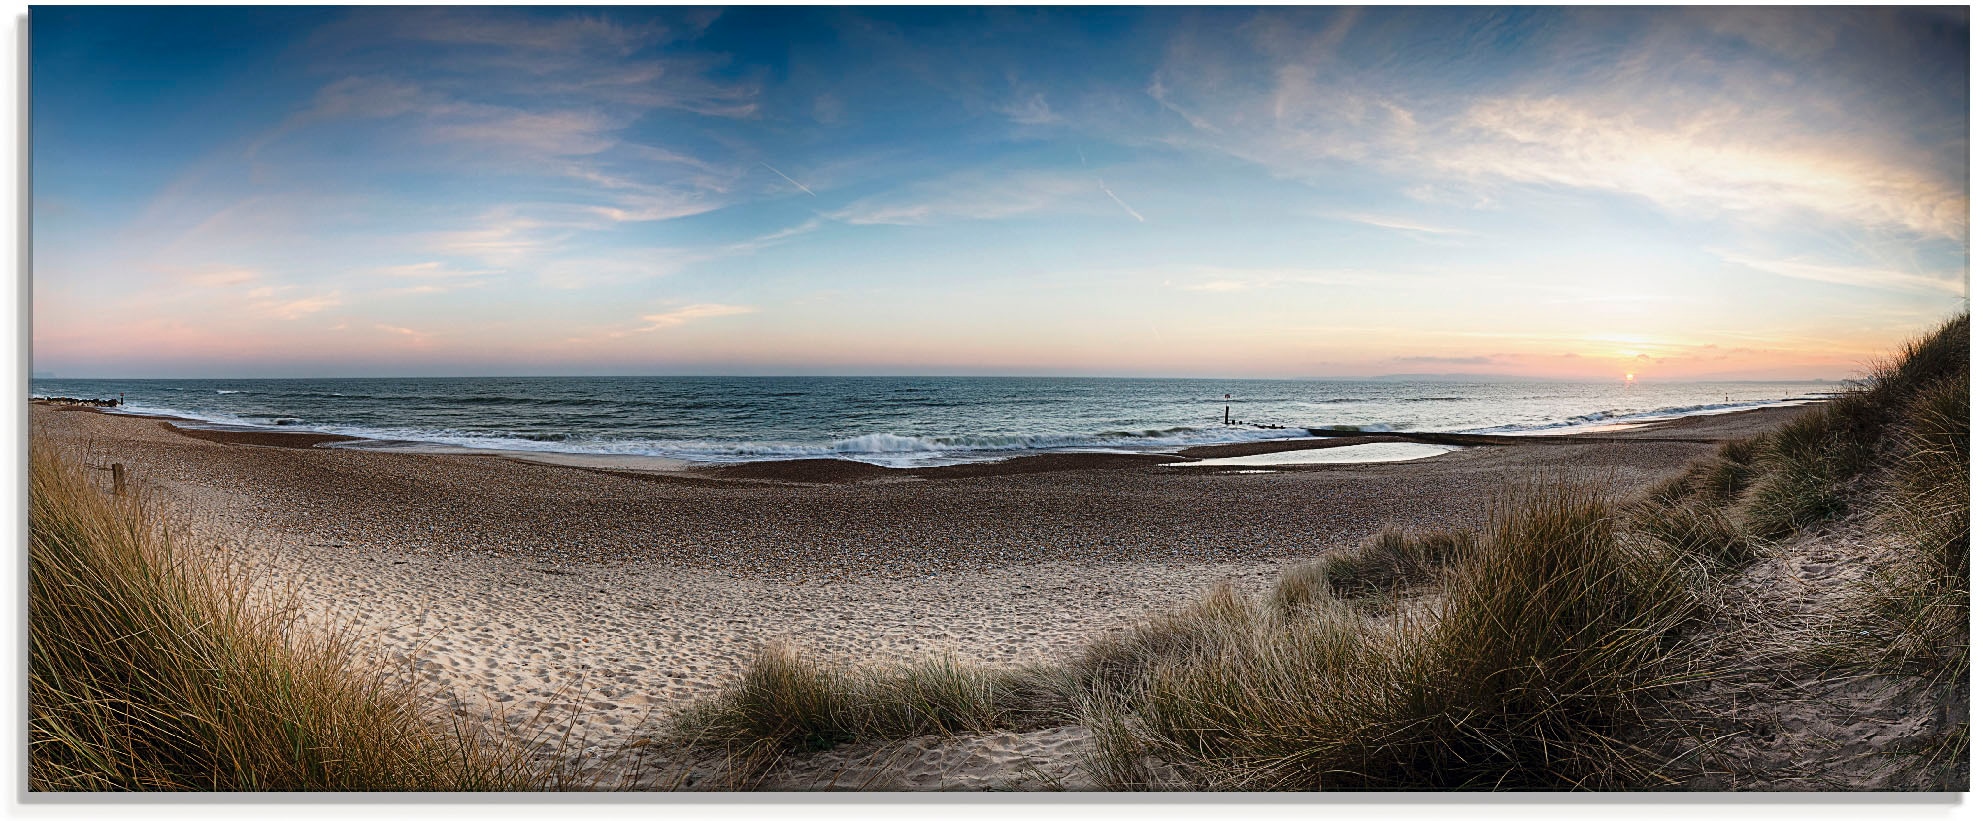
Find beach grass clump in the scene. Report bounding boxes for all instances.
[1750,315,1967,537]
[1889,372,1969,579]
[28,443,538,791]
[1634,497,1753,567]
[1076,595,1399,790]
[1740,315,1966,543]
[1267,528,1473,614]
[1695,456,1756,504]
[1648,440,1761,507]
[1858,314,1970,419]
[1740,410,1866,539]
[1835,370,1969,685]
[1388,483,1698,787]
[1811,318,1968,787]
[1082,482,1701,790]
[672,643,1072,764]
[1068,585,1253,693]
[1645,468,1704,505]
[1716,436,1760,466]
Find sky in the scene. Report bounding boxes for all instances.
[30,6,1971,380]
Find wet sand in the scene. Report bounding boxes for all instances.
[30,401,1808,782]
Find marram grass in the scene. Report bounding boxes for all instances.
[28,443,542,791]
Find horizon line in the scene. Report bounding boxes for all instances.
[29,372,1852,384]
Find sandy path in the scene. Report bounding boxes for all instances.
[191,509,1284,763]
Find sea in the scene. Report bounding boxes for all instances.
[31,376,1837,468]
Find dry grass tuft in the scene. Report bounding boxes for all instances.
[1072,483,1704,790]
[668,643,1073,783]
[1268,528,1473,615]
[29,443,542,791]
[1634,497,1754,567]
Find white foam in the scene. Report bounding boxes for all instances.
[113,400,1319,468]
[1172,442,1461,467]
[1468,397,1822,436]
[95,387,1829,470]
[292,422,1318,468]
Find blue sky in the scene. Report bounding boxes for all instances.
[31,6,1970,379]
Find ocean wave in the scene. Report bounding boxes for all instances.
[623,426,1313,464]
[216,390,245,394]
[1467,398,1814,434]
[93,386,1829,468]
[274,391,363,400]
[444,394,629,408]
[253,390,630,407]
[109,404,266,428]
[140,413,1314,467]
[1311,423,1397,433]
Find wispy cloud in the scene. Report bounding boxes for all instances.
[1718,252,1969,296]
[1097,180,1145,223]
[626,144,744,192]
[373,261,496,279]
[383,8,675,56]
[1393,354,1498,366]
[421,210,576,268]
[369,261,497,296]
[421,106,622,157]
[1147,76,1222,134]
[1179,280,1253,293]
[832,171,1095,226]
[636,303,758,331]
[1168,267,1404,292]
[999,92,1060,126]
[319,7,751,116]
[1325,212,1471,237]
[257,291,343,320]
[566,167,724,223]
[375,323,432,342]
[759,162,817,197]
[1438,95,1967,240]
[726,219,824,255]
[281,76,424,127]
[180,267,263,288]
[1132,9,1968,241]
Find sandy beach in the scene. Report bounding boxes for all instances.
[30,402,1808,787]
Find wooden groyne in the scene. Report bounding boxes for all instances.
[33,396,123,408]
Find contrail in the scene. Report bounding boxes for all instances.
[1098,179,1145,223]
[759,161,816,197]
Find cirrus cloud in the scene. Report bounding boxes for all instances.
[636,303,758,331]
